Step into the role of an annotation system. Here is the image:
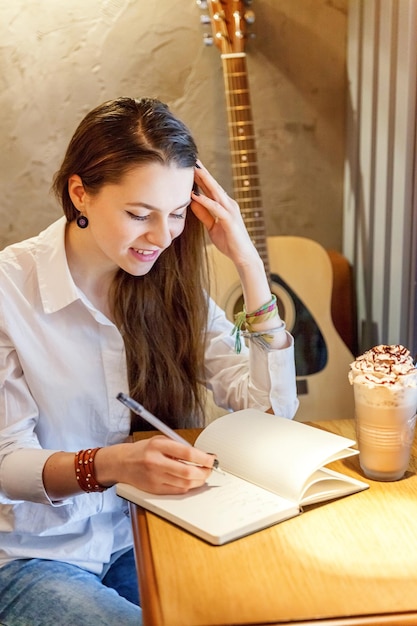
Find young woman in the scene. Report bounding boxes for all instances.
[0,97,298,625]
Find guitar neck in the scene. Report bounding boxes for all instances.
[221,52,270,274]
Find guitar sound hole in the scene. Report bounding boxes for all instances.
[270,273,327,377]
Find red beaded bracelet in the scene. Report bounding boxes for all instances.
[74,448,108,493]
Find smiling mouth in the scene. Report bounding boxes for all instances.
[131,248,159,261]
[135,249,155,256]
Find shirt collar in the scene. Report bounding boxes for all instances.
[36,217,80,314]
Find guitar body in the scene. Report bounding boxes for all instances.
[201,1,354,421]
[207,237,355,422]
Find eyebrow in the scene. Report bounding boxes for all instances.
[126,201,190,212]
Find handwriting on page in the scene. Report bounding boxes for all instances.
[204,472,295,524]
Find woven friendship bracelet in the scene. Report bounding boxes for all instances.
[245,304,279,331]
[75,448,108,493]
[231,295,279,353]
[247,294,277,318]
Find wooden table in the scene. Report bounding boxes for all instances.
[131,420,417,626]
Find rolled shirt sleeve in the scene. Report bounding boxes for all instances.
[0,448,59,505]
[204,298,299,419]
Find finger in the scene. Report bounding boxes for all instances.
[165,455,213,476]
[191,191,220,229]
[194,163,229,202]
[154,437,216,471]
[195,178,227,204]
[161,464,211,492]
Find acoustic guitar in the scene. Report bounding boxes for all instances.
[199,0,354,421]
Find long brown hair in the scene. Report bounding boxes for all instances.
[53,97,209,430]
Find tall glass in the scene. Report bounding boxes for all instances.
[352,381,417,481]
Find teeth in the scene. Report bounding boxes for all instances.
[136,249,154,255]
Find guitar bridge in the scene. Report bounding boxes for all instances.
[296,379,308,396]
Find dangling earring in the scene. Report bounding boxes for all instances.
[76,213,89,229]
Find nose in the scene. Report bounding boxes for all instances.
[145,217,172,249]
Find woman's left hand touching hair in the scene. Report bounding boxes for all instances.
[191,161,259,269]
[191,161,290,351]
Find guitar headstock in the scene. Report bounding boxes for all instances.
[197,0,255,55]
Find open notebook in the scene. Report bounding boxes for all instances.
[117,409,368,545]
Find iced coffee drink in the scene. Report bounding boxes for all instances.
[349,344,417,481]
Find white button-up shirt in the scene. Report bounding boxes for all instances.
[0,217,297,573]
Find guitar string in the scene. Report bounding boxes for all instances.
[223,53,270,274]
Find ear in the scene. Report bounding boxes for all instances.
[68,175,87,211]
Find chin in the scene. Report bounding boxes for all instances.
[121,262,155,277]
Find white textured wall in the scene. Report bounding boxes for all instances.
[0,0,347,251]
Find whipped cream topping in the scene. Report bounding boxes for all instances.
[349,344,417,387]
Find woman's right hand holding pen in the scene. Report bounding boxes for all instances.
[43,438,216,500]
[95,437,215,495]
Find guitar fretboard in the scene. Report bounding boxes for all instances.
[221,53,270,275]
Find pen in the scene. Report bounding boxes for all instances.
[116,392,222,473]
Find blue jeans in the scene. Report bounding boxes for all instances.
[0,549,142,625]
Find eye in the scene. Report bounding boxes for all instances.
[126,211,148,221]
[171,207,187,220]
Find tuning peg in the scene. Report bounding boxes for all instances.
[203,33,214,46]
[200,14,211,24]
[244,10,256,25]
[243,0,253,5]
[196,0,208,8]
